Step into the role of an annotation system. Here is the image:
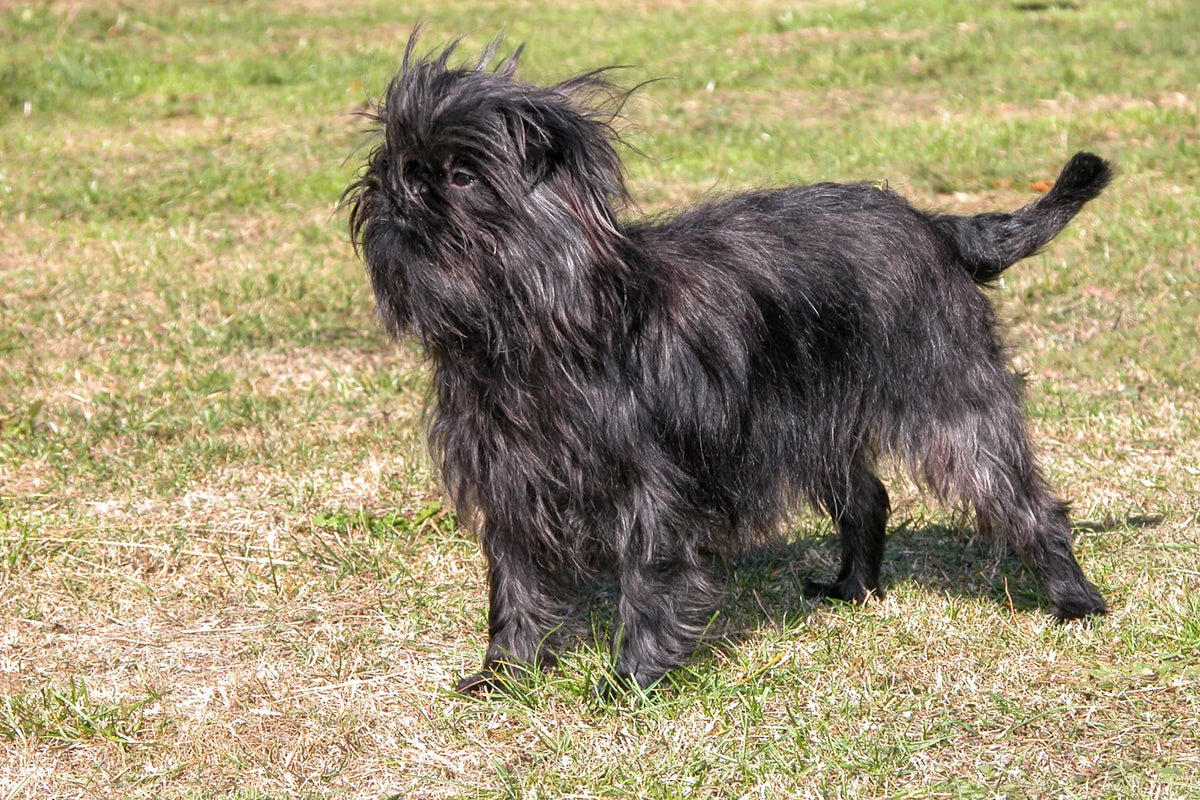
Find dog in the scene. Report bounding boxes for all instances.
[344,33,1110,695]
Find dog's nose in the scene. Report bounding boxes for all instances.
[399,159,432,205]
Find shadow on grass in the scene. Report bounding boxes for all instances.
[702,510,1152,659]
[534,511,1151,689]
[421,511,1151,702]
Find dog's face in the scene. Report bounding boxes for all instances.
[347,47,527,278]
[345,36,630,344]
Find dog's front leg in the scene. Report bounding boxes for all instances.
[607,532,716,693]
[455,526,563,695]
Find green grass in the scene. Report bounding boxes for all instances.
[0,677,163,747]
[2,0,1198,798]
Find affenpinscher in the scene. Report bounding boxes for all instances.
[344,34,1110,695]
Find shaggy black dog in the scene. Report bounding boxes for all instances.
[344,34,1110,694]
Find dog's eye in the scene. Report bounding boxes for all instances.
[449,170,476,189]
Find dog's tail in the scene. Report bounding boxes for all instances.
[931,152,1112,283]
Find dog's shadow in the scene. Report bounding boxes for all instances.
[568,512,1147,676]
[714,511,1149,650]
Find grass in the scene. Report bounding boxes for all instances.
[1,0,1198,797]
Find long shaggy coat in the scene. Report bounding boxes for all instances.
[345,35,1110,693]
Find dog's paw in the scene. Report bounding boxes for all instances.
[804,578,881,605]
[1050,588,1108,621]
[592,675,627,702]
[453,669,508,697]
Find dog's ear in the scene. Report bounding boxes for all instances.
[505,86,629,253]
[514,87,623,185]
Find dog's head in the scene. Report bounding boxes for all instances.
[345,32,632,343]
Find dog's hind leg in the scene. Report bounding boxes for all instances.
[805,458,891,604]
[970,460,1107,620]
[918,389,1107,620]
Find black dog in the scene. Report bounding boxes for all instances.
[344,35,1110,694]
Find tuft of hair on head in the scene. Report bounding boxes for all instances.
[398,24,522,79]
[390,25,641,179]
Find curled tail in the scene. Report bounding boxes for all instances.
[932,152,1113,283]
